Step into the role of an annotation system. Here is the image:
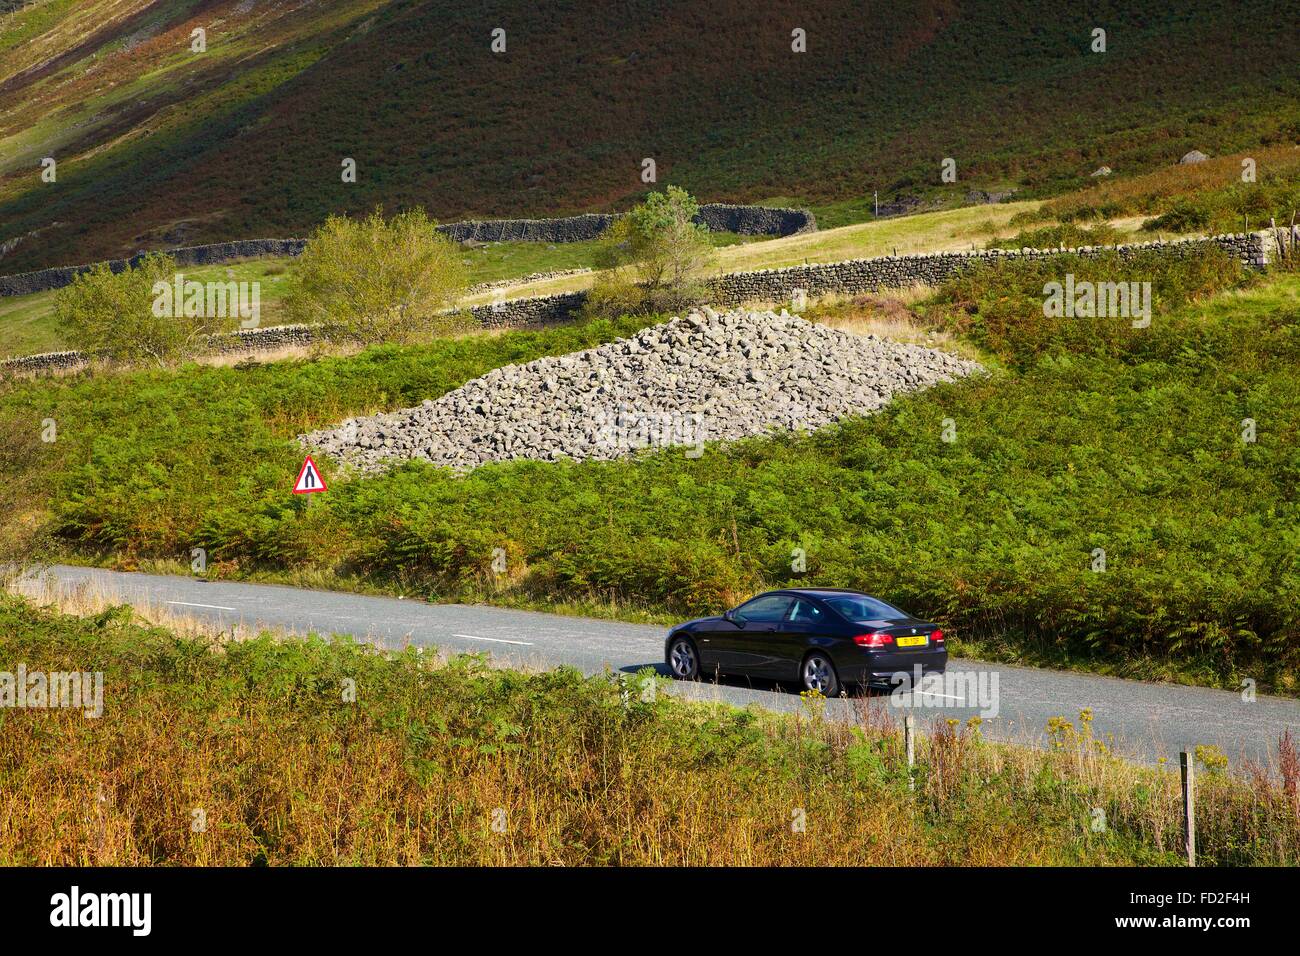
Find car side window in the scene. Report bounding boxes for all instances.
[735,594,794,624]
[788,599,823,624]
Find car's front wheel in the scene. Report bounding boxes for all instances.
[801,652,840,697]
[667,636,700,680]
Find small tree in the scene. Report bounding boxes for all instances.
[283,207,469,345]
[54,253,213,367]
[586,186,716,317]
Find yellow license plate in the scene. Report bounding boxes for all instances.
[896,636,928,648]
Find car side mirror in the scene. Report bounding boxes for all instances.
[724,609,745,627]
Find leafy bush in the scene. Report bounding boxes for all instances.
[1143,199,1212,233]
[986,222,1124,250]
[585,186,716,317]
[283,207,470,345]
[53,253,218,367]
[926,246,1243,369]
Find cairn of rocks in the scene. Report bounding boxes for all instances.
[299,307,982,473]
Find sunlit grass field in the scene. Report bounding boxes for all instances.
[460,201,1062,303]
[0,228,761,356]
[0,257,297,358]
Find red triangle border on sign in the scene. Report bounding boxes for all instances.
[293,455,327,494]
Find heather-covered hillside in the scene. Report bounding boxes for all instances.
[0,0,1295,270]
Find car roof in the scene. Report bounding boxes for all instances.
[767,588,875,599]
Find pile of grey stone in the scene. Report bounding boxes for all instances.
[299,307,982,473]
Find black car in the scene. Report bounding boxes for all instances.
[664,588,945,697]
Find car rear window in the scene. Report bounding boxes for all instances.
[789,599,824,624]
[824,595,904,621]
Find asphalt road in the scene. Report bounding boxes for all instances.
[31,564,1300,767]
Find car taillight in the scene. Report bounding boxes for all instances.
[931,629,945,643]
[853,632,893,648]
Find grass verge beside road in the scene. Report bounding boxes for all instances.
[1,594,1296,865]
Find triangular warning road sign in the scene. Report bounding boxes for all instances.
[293,456,327,494]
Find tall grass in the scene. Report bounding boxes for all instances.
[1,596,1296,866]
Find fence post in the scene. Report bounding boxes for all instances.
[904,714,915,791]
[1180,751,1196,867]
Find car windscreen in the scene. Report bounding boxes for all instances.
[823,594,906,622]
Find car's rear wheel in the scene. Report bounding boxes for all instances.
[667,636,700,680]
[801,652,840,697]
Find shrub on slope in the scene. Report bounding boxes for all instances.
[282,207,470,345]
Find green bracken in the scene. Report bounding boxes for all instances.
[1,255,1296,692]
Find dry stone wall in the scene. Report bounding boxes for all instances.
[436,214,616,244]
[435,204,816,244]
[0,239,306,297]
[709,231,1269,305]
[468,291,588,329]
[695,204,817,237]
[205,324,321,353]
[0,350,87,375]
[0,325,323,375]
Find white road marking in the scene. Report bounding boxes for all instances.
[453,633,534,646]
[910,691,968,703]
[168,600,237,611]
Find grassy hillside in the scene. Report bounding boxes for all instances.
[1038,143,1300,232]
[2,254,1297,692]
[2,594,1297,865]
[0,201,1031,356]
[0,0,1295,272]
